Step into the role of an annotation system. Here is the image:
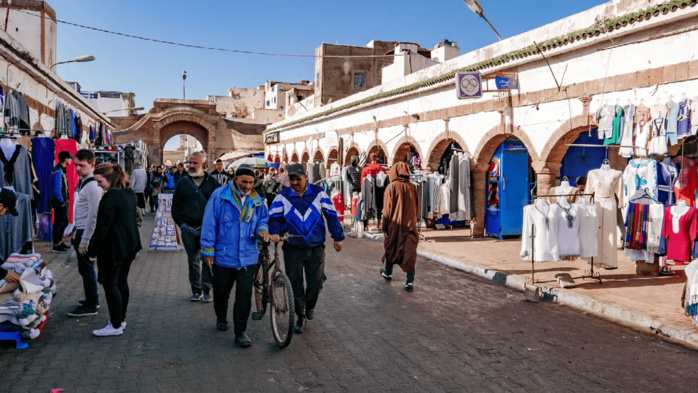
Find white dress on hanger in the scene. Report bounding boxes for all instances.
[586,168,623,268]
[648,118,668,156]
[520,203,560,262]
[577,199,599,259]
[622,158,658,219]
[618,110,636,158]
[633,120,650,157]
[549,202,580,258]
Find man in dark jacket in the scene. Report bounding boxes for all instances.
[172,151,220,302]
[174,163,186,184]
[344,155,361,193]
[50,151,72,253]
[210,159,231,185]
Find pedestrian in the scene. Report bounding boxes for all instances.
[144,165,153,212]
[172,151,220,302]
[175,163,186,184]
[67,149,104,317]
[227,167,234,177]
[0,187,21,283]
[344,155,361,194]
[89,163,142,336]
[253,169,266,201]
[200,164,271,348]
[149,166,165,213]
[130,160,147,227]
[263,167,280,208]
[50,151,72,253]
[278,167,290,190]
[165,167,176,191]
[380,162,419,292]
[210,159,230,185]
[269,164,344,334]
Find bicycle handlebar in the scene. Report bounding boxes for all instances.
[251,234,302,242]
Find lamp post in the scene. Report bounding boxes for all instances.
[104,106,144,116]
[182,70,187,100]
[463,0,502,41]
[50,55,95,70]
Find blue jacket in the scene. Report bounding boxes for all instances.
[165,172,176,190]
[49,164,68,203]
[269,183,345,248]
[200,183,269,269]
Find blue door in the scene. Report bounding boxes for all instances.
[500,148,530,236]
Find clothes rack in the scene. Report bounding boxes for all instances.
[529,192,600,284]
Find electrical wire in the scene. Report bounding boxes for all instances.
[12,9,403,59]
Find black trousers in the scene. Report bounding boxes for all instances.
[52,202,69,246]
[212,264,256,336]
[282,244,326,318]
[101,257,134,329]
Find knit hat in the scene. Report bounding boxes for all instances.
[235,164,255,178]
[0,187,19,216]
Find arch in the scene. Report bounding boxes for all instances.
[472,124,539,169]
[291,151,299,163]
[148,107,219,165]
[313,149,324,162]
[159,122,209,163]
[326,148,338,169]
[537,115,595,164]
[274,156,281,164]
[301,150,310,164]
[366,140,390,164]
[267,154,274,162]
[424,131,470,172]
[390,135,423,165]
[344,142,361,166]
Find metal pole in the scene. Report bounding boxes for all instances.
[480,13,502,41]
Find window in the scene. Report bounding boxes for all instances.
[353,73,365,89]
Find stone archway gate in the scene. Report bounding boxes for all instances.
[112,98,266,165]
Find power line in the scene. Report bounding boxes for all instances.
[13,9,403,59]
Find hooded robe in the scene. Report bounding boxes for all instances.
[381,162,419,274]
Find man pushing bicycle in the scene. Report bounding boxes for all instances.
[269,164,344,334]
[200,164,271,348]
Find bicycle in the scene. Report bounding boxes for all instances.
[251,234,299,348]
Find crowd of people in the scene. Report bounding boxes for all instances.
[26,150,420,347]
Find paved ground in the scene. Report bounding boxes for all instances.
[2,215,698,392]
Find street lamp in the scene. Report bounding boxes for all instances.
[182,70,187,100]
[463,0,502,41]
[103,106,145,116]
[50,55,95,70]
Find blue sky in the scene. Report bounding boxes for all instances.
[48,0,607,148]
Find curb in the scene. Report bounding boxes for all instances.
[346,226,698,350]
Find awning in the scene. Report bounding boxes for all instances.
[217,150,263,162]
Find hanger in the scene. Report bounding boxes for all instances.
[630,188,656,202]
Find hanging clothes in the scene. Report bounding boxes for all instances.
[666,101,680,146]
[690,100,698,136]
[656,158,678,207]
[89,125,96,143]
[0,143,33,197]
[122,145,136,175]
[54,139,78,224]
[677,99,691,139]
[330,162,341,177]
[455,153,472,221]
[622,158,658,214]
[73,111,83,142]
[428,172,444,215]
[586,168,623,268]
[520,202,559,262]
[12,91,30,135]
[603,105,623,145]
[448,153,459,216]
[360,176,376,221]
[618,104,635,157]
[684,261,698,325]
[4,91,20,134]
[625,203,649,250]
[31,137,55,214]
[660,205,698,262]
[0,193,32,259]
[673,156,697,206]
[550,202,580,258]
[594,105,615,141]
[648,118,668,156]
[577,199,599,259]
[135,140,148,167]
[546,185,581,203]
[633,120,650,157]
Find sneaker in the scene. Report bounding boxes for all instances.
[404,282,414,292]
[67,305,98,317]
[78,299,100,309]
[294,317,306,334]
[92,321,123,337]
[58,243,71,251]
[380,268,392,281]
[306,309,315,320]
[52,246,67,254]
[121,321,127,330]
[188,293,203,302]
[216,320,229,331]
[235,333,252,348]
[202,293,213,303]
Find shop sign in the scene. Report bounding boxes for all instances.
[456,72,482,99]
[265,132,279,144]
[495,71,518,90]
[505,141,527,152]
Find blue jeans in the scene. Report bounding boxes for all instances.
[72,229,99,308]
[180,224,212,295]
[385,263,416,283]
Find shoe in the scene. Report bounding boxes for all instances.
[121,321,127,330]
[52,246,67,254]
[306,309,315,320]
[216,320,229,331]
[380,268,392,281]
[188,293,203,302]
[235,333,252,348]
[67,305,98,317]
[202,293,213,303]
[58,243,71,251]
[92,321,123,337]
[404,282,414,292]
[294,317,306,334]
[78,299,100,309]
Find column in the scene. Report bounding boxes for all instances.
[532,161,562,197]
[470,164,488,238]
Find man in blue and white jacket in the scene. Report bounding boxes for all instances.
[200,164,270,348]
[269,164,344,334]
[50,151,72,253]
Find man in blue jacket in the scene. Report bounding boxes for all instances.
[269,164,344,334]
[201,164,270,348]
[50,151,72,253]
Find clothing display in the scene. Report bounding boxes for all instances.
[656,158,678,206]
[622,158,658,215]
[0,143,33,197]
[660,205,698,263]
[673,156,696,206]
[586,168,623,268]
[4,90,30,135]
[666,101,680,145]
[577,200,599,259]
[677,99,691,139]
[54,139,78,224]
[520,202,559,262]
[0,193,33,260]
[634,120,650,157]
[595,105,615,141]
[550,202,580,258]
[684,261,698,325]
[649,117,668,156]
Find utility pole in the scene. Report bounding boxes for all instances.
[182,70,187,100]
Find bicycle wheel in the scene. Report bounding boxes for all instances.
[252,264,266,320]
[270,271,295,348]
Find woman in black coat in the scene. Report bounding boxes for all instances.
[89,163,142,337]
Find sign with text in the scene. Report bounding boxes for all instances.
[495,71,518,90]
[265,132,279,144]
[456,72,482,99]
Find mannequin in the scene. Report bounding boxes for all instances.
[676,199,689,215]
[600,159,612,176]
[0,137,17,159]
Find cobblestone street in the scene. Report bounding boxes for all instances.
[2,215,698,392]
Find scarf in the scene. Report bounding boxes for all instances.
[229,183,261,223]
[625,203,648,250]
[646,204,664,254]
